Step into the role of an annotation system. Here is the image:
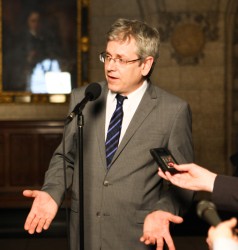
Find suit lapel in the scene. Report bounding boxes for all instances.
[95,83,108,169]
[110,83,157,166]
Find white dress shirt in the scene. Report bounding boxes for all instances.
[105,81,148,144]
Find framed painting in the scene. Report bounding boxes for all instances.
[0,0,89,103]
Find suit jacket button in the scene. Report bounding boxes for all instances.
[103,180,109,186]
[96,212,101,217]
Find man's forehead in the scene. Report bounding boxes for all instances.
[106,39,137,55]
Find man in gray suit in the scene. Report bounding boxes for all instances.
[23,18,194,250]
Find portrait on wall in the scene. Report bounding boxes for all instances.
[2,0,77,94]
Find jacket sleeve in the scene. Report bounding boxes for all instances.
[41,89,81,205]
[152,102,194,216]
[212,175,238,212]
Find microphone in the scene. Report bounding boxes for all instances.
[65,82,102,125]
[197,200,221,226]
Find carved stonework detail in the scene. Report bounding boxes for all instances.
[158,12,218,65]
[137,1,219,65]
[171,22,205,65]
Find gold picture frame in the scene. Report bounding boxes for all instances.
[0,0,89,103]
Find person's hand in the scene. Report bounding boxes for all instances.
[140,210,183,250]
[23,190,58,234]
[206,218,238,250]
[158,163,217,192]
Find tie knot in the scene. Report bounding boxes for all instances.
[116,94,127,106]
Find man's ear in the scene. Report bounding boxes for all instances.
[141,56,154,76]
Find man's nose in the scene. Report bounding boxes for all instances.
[106,58,117,70]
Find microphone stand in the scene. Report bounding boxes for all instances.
[78,112,84,250]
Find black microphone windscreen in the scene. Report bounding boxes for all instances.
[197,200,221,226]
[85,82,102,101]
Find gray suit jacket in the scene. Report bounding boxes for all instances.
[42,81,194,250]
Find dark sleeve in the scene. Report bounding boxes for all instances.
[212,175,238,212]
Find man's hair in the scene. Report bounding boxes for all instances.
[106,18,160,63]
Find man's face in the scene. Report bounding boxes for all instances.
[28,12,41,33]
[104,38,148,95]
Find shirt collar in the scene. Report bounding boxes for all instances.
[108,80,148,102]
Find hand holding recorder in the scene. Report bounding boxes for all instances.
[157,162,217,192]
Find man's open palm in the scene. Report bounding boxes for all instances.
[23,190,58,234]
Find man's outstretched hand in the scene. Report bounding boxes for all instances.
[140,210,183,250]
[23,190,58,234]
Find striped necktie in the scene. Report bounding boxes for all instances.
[105,94,127,168]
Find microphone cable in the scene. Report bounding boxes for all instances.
[62,124,71,250]
[62,82,101,250]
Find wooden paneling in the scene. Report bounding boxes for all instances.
[0,134,4,186]
[0,120,64,207]
[9,134,38,186]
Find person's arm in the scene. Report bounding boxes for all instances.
[23,89,80,234]
[159,163,238,213]
[141,102,194,250]
[158,163,217,192]
[151,102,194,214]
[212,175,238,212]
[40,88,79,204]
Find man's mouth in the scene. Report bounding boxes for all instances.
[107,75,118,80]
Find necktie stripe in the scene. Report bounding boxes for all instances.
[107,119,122,134]
[105,94,127,168]
[106,147,118,158]
[105,131,120,146]
[108,109,123,124]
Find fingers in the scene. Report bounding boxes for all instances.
[24,212,40,234]
[158,168,169,179]
[155,237,164,250]
[158,168,174,181]
[206,226,215,250]
[30,216,42,234]
[140,236,145,242]
[140,234,164,249]
[25,212,53,234]
[169,214,183,224]
[36,217,53,233]
[23,190,56,234]
[206,235,212,250]
[23,190,38,198]
[24,209,44,234]
[163,232,176,250]
[170,163,195,173]
[140,234,156,245]
[140,235,166,250]
[43,217,53,230]
[226,217,237,228]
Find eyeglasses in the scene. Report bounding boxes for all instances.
[99,52,141,66]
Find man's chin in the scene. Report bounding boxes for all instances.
[107,83,121,93]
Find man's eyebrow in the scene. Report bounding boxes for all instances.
[105,52,125,58]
